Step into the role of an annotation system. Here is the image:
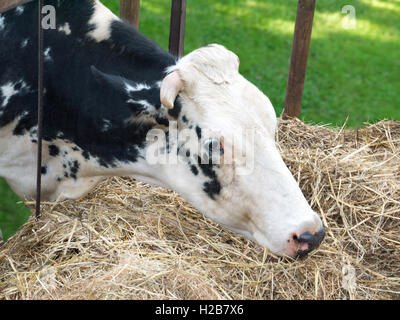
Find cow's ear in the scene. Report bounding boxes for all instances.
[177,44,240,85]
[90,65,125,92]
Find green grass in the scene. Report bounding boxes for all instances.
[0,179,31,241]
[0,0,399,241]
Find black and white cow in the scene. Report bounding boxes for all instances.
[0,0,325,258]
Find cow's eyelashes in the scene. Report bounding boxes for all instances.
[200,138,224,164]
[205,138,224,155]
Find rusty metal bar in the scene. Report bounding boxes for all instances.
[0,0,33,13]
[283,0,316,119]
[168,0,186,58]
[120,0,140,29]
[35,0,44,220]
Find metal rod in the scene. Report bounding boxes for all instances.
[283,0,316,119]
[120,0,140,29]
[35,0,44,220]
[168,0,187,58]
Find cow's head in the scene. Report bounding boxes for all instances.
[91,44,324,258]
[157,44,325,258]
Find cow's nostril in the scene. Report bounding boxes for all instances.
[294,226,326,258]
[298,232,314,243]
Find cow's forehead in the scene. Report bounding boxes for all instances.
[171,45,277,136]
[178,75,277,142]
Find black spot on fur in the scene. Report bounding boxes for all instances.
[82,150,90,160]
[48,144,60,157]
[70,160,80,175]
[41,165,47,175]
[190,165,199,176]
[197,156,215,179]
[155,115,169,127]
[203,180,221,200]
[165,130,171,153]
[195,126,202,139]
[197,156,222,199]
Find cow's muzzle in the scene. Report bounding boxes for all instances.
[294,226,326,258]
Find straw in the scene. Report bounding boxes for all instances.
[1,118,399,299]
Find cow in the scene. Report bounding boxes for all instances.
[0,0,325,258]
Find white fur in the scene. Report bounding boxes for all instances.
[15,6,24,15]
[0,15,5,31]
[87,0,119,42]
[125,83,151,93]
[0,121,104,200]
[1,83,18,108]
[101,119,112,132]
[21,39,29,48]
[58,23,71,35]
[0,120,38,199]
[44,47,52,61]
[157,44,323,257]
[0,81,28,108]
[127,99,154,109]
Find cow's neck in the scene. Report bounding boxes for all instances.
[39,0,179,172]
[0,0,183,201]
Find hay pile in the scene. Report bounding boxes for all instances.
[1,118,399,300]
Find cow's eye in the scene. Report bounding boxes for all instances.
[201,138,224,165]
[205,138,224,155]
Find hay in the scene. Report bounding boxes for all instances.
[1,118,399,300]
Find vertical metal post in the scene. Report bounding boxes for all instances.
[168,0,186,57]
[120,0,141,29]
[283,0,316,119]
[35,0,44,220]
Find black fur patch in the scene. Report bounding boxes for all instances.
[203,180,221,200]
[48,144,60,157]
[82,150,90,160]
[70,160,80,175]
[167,100,182,119]
[195,126,202,139]
[0,0,177,168]
[197,156,222,199]
[190,165,199,176]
